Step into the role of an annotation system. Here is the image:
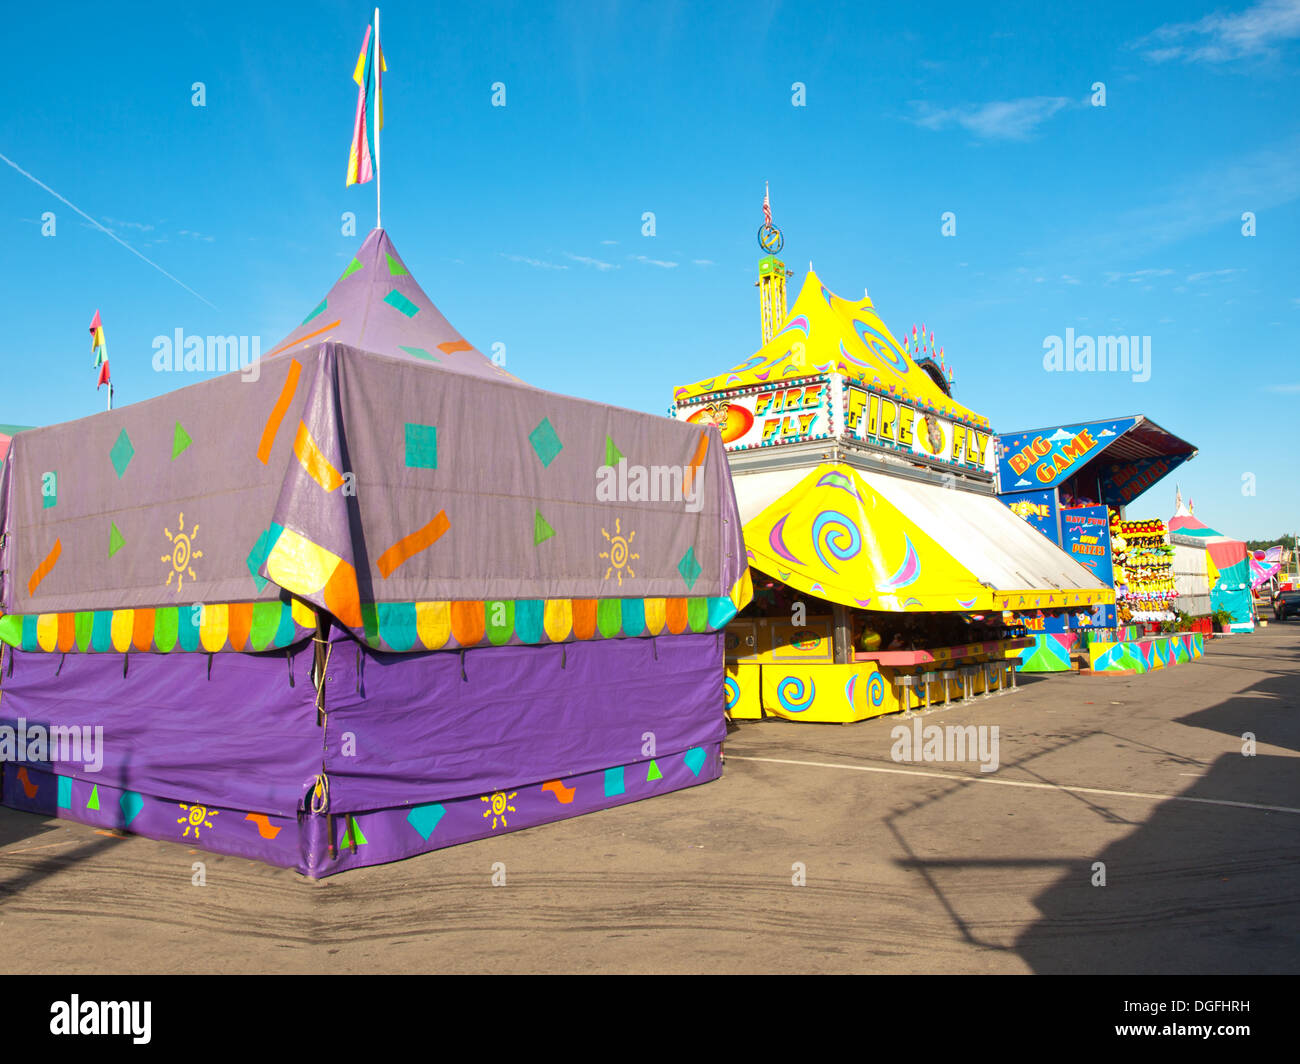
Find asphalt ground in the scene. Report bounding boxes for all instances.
[1,624,1296,974]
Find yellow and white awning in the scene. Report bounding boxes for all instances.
[736,463,1113,612]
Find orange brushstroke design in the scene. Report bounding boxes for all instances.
[28,539,61,597]
[264,320,342,359]
[376,511,450,579]
[541,780,576,804]
[437,339,474,354]
[257,358,302,464]
[683,431,709,496]
[244,813,282,839]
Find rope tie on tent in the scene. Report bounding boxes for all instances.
[311,773,330,814]
[56,653,65,677]
[652,636,658,661]
[122,652,129,678]
[561,645,566,669]
[207,653,214,680]
[312,634,333,726]
[355,646,364,696]
[286,647,295,688]
[460,648,467,681]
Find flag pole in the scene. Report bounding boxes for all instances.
[373,7,381,231]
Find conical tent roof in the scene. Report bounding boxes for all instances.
[267,229,523,384]
[674,270,988,428]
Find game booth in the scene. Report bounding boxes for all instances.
[670,221,1113,723]
[0,230,753,876]
[995,416,1206,674]
[1168,497,1254,634]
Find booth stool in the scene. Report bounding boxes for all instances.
[939,668,959,705]
[893,672,920,712]
[980,662,998,698]
[920,670,940,709]
[957,665,980,703]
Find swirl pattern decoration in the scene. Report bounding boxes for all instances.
[811,511,862,573]
[776,675,816,714]
[853,319,910,375]
[724,676,740,709]
[866,670,886,706]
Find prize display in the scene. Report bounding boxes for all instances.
[1109,512,1177,623]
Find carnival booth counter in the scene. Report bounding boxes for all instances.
[672,215,1111,722]
[994,417,1203,673]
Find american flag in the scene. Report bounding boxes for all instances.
[763,182,772,226]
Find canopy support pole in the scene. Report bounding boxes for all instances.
[832,603,853,665]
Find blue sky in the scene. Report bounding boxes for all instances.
[2,0,1297,541]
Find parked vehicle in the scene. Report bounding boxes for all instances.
[1274,587,1300,621]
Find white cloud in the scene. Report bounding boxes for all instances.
[632,255,679,269]
[692,259,715,266]
[1186,267,1242,282]
[565,253,619,271]
[501,253,568,270]
[1134,0,1300,64]
[907,96,1072,140]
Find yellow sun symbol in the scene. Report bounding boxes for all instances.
[161,512,204,594]
[599,518,639,587]
[177,802,218,838]
[480,789,517,830]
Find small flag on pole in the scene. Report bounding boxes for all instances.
[346,23,387,187]
[90,310,110,390]
[762,182,772,226]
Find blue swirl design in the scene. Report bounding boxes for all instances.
[724,676,740,709]
[853,319,909,374]
[838,338,873,371]
[812,511,862,573]
[866,671,886,706]
[776,675,816,714]
[820,284,834,309]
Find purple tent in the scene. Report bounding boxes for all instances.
[0,231,751,875]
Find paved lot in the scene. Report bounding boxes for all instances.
[1,626,1297,974]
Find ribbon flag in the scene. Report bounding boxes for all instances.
[345,17,386,188]
[89,309,111,394]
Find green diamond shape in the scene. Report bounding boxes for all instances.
[384,289,420,318]
[678,547,702,590]
[529,418,563,467]
[399,345,440,361]
[172,421,192,459]
[109,522,125,558]
[109,430,134,478]
[534,510,555,546]
[405,424,438,469]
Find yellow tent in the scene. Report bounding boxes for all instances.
[738,463,1114,612]
[674,270,989,430]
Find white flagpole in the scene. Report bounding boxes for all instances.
[374,7,381,230]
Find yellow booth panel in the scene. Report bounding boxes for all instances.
[724,616,833,664]
[760,662,903,723]
[724,662,762,719]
